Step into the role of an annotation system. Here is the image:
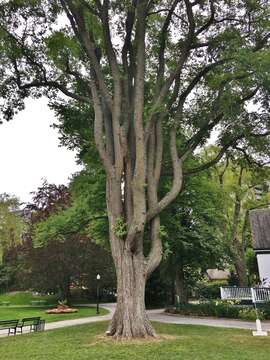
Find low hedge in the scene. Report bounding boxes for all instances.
[166,301,268,321]
[196,281,228,300]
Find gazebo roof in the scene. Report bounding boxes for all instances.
[249,208,270,250]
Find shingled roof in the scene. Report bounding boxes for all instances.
[249,208,270,250]
[206,269,230,280]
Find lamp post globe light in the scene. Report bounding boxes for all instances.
[96,274,101,315]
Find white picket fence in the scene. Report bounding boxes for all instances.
[220,286,270,303]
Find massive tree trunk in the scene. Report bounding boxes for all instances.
[105,174,163,338]
[107,250,155,338]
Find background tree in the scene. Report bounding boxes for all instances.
[24,179,115,301]
[0,194,24,264]
[160,162,227,304]
[0,0,270,338]
[28,234,115,302]
[212,150,270,286]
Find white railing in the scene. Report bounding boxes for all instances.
[251,288,270,303]
[220,286,270,303]
[220,286,270,336]
[220,287,252,301]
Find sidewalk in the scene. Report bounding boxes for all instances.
[148,310,270,331]
[1,304,270,337]
[46,304,113,331]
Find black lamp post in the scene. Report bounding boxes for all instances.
[96,274,101,314]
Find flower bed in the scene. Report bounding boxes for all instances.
[46,304,78,314]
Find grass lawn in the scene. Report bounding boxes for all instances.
[0,306,108,323]
[1,321,270,360]
[0,292,57,305]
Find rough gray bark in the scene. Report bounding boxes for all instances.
[107,249,155,338]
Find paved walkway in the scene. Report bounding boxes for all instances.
[46,304,113,331]
[148,310,270,331]
[103,304,270,331]
[1,303,270,337]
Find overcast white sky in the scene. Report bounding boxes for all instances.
[0,98,82,204]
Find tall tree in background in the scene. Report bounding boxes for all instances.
[0,194,24,292]
[0,1,270,337]
[0,194,24,263]
[23,179,115,300]
[161,167,226,304]
[214,153,270,286]
[22,181,74,298]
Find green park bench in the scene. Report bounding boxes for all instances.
[16,317,43,333]
[0,320,19,336]
[0,317,45,336]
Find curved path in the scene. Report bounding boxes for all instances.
[1,303,270,337]
[148,310,270,331]
[47,303,270,332]
[45,304,113,331]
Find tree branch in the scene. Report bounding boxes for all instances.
[195,0,215,36]
[126,0,148,249]
[184,141,235,176]
[155,0,180,92]
[146,128,183,222]
[61,0,113,111]
[89,80,114,177]
[15,77,90,104]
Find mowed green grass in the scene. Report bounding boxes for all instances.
[0,306,108,323]
[0,292,57,305]
[1,321,270,360]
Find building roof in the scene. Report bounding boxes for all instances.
[206,269,230,280]
[249,208,270,250]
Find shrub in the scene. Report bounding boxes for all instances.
[197,281,228,300]
[261,301,270,318]
[238,307,264,321]
[166,301,261,320]
[212,302,240,318]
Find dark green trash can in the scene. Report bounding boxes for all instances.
[35,319,45,332]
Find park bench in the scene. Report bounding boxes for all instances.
[16,317,41,333]
[0,301,11,306]
[0,320,19,336]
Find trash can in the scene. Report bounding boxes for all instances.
[35,319,45,332]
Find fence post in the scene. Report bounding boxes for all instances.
[252,288,268,337]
